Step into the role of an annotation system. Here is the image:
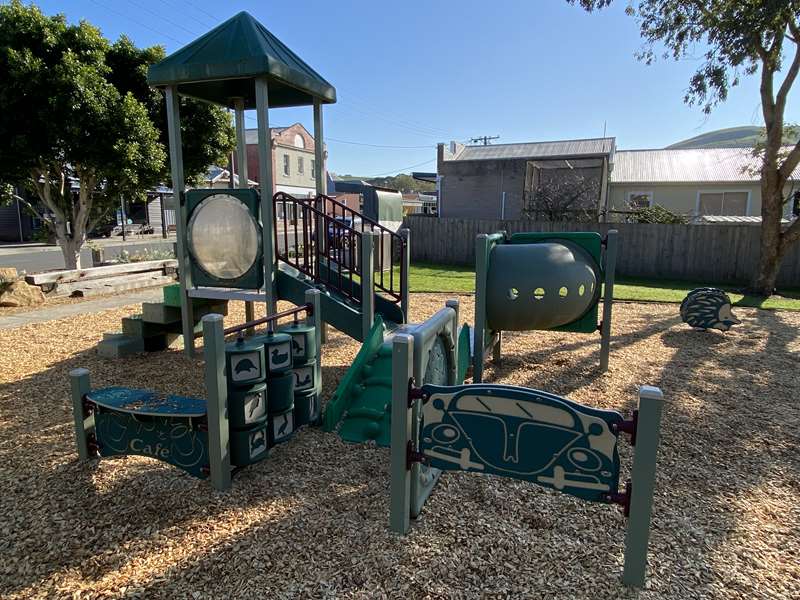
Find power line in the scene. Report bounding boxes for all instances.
[337,90,454,137]
[327,138,435,149]
[366,158,436,178]
[125,0,202,39]
[87,0,185,45]
[161,0,218,29]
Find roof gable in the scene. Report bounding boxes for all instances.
[147,11,336,109]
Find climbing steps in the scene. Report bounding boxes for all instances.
[98,284,228,358]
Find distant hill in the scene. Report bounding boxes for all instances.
[332,173,436,194]
[667,126,799,149]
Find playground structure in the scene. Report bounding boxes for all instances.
[473,230,618,382]
[389,332,666,587]
[71,289,322,490]
[72,10,667,588]
[680,287,741,331]
[144,11,411,357]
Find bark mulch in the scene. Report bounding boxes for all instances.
[0,295,797,599]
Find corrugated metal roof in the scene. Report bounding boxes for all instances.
[448,137,615,161]
[611,147,800,183]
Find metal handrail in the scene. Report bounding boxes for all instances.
[272,192,407,306]
[224,303,312,336]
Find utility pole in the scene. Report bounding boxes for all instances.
[468,135,500,146]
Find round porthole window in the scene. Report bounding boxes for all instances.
[187,194,260,281]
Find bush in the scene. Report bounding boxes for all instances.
[628,205,688,224]
[115,247,175,263]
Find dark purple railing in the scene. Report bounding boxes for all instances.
[272,192,406,307]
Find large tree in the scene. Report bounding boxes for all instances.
[0,1,234,269]
[571,0,800,296]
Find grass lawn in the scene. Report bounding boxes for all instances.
[406,262,800,311]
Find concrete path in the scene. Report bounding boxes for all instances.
[0,288,162,330]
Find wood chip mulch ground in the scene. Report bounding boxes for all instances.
[0,294,798,599]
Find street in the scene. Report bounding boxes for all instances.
[0,238,176,273]
[0,230,300,274]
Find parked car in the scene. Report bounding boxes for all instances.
[88,221,115,238]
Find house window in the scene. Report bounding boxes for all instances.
[311,160,316,178]
[627,191,653,209]
[297,156,304,174]
[283,155,290,176]
[697,191,749,216]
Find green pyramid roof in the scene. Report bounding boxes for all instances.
[147,11,336,109]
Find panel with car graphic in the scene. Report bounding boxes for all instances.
[418,383,626,502]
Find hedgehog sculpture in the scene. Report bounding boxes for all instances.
[680,287,741,331]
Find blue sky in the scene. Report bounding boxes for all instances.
[39,0,799,177]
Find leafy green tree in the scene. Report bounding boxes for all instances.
[571,0,800,296]
[0,2,234,269]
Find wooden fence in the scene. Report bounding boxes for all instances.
[402,215,800,287]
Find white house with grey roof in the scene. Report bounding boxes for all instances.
[608,147,799,220]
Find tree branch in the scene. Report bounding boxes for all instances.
[778,141,800,181]
[9,192,52,226]
[775,30,800,121]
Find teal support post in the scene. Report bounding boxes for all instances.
[622,385,666,587]
[472,232,503,382]
[235,97,256,336]
[389,334,414,534]
[255,77,277,315]
[305,287,322,423]
[399,228,411,323]
[361,231,375,340]
[165,85,195,356]
[202,314,231,491]
[446,298,460,374]
[473,234,489,383]
[69,368,92,460]
[600,229,618,372]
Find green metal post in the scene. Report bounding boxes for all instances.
[400,228,411,323]
[622,385,666,587]
[313,99,325,195]
[69,368,92,460]
[165,85,195,356]
[305,288,322,424]
[255,77,277,315]
[235,97,256,336]
[202,314,231,491]
[361,231,375,340]
[600,229,618,372]
[473,234,490,382]
[446,298,460,378]
[389,334,414,534]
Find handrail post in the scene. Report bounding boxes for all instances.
[399,228,410,323]
[622,385,666,587]
[361,231,375,340]
[473,234,490,383]
[69,368,92,460]
[202,313,231,491]
[389,334,414,534]
[600,229,618,372]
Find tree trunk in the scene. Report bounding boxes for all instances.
[750,177,785,296]
[59,237,82,270]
